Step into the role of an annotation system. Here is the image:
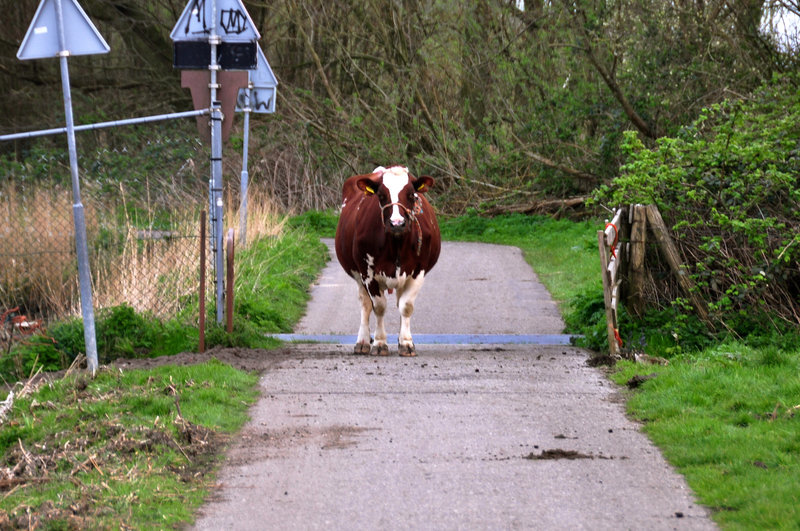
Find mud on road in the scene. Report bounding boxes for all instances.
[189,343,715,531]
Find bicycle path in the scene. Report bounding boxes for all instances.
[192,241,715,530]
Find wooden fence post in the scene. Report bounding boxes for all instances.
[645,205,712,327]
[628,205,647,317]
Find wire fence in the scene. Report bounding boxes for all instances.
[0,176,211,327]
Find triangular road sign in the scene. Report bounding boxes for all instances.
[17,0,110,60]
[171,0,260,42]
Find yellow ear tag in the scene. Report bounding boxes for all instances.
[365,186,375,195]
[418,183,425,190]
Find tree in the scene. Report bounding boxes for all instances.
[0,0,795,212]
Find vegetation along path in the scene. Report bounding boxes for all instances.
[193,241,715,530]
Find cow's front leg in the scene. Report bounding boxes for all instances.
[396,272,425,357]
[354,280,372,355]
[370,290,390,356]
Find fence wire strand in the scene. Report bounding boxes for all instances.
[1,182,212,325]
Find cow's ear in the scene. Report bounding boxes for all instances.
[356,174,381,195]
[413,176,435,193]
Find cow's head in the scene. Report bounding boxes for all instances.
[357,166,434,236]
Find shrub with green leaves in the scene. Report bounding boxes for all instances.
[595,74,800,333]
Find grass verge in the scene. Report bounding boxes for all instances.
[610,345,800,529]
[0,359,259,529]
[1,222,329,379]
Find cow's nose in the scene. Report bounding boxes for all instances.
[389,208,406,227]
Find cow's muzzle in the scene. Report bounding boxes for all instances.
[381,201,423,255]
[388,219,407,235]
[382,202,413,234]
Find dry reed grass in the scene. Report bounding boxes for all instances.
[1,179,284,323]
[0,185,81,318]
[228,179,286,245]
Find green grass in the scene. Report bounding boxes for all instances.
[0,359,259,528]
[233,224,329,334]
[610,346,800,529]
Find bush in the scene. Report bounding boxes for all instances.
[595,74,800,334]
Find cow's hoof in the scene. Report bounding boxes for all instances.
[398,343,417,357]
[370,343,390,356]
[354,342,371,355]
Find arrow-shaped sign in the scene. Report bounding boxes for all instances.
[236,45,278,114]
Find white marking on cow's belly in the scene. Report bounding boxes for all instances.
[375,271,408,291]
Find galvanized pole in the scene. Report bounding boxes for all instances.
[0,108,210,142]
[54,0,98,374]
[209,0,225,323]
[239,83,252,247]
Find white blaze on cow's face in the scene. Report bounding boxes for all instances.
[378,166,411,227]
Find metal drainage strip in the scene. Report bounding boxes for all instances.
[268,334,576,345]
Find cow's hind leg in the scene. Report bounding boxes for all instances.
[354,281,372,355]
[396,273,425,357]
[370,291,390,356]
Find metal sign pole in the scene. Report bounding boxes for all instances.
[54,0,98,373]
[209,0,225,324]
[239,83,252,246]
[170,0,262,325]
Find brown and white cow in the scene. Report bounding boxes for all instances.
[335,165,441,356]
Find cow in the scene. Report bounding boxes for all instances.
[335,165,441,356]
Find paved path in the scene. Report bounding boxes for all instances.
[292,240,566,338]
[193,241,715,530]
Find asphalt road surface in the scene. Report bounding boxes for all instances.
[193,241,715,530]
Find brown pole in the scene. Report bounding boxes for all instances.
[199,211,206,353]
[226,228,235,334]
[646,205,712,328]
[628,205,647,317]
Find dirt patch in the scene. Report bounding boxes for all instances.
[626,373,658,389]
[224,423,376,466]
[112,345,300,373]
[524,449,614,460]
